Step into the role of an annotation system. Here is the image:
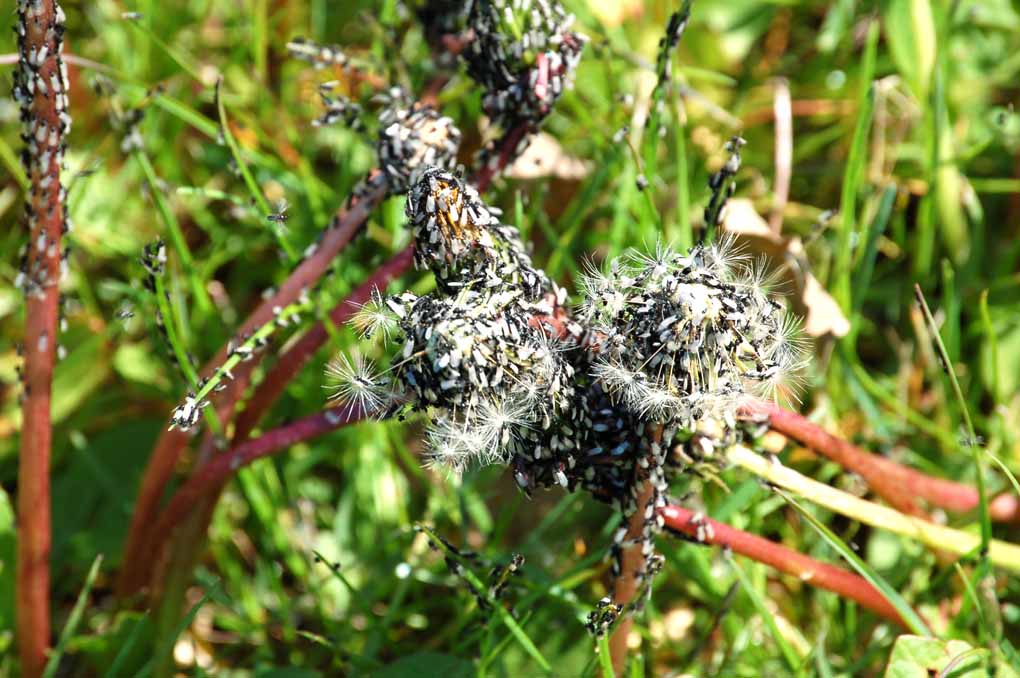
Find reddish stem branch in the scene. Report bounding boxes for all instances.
[609,425,662,675]
[118,177,388,596]
[748,400,1020,522]
[15,1,67,674]
[609,479,654,675]
[126,118,531,595]
[659,505,911,628]
[146,404,366,557]
[231,124,522,444]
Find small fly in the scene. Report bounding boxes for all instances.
[267,199,290,226]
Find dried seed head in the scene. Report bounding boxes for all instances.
[325,351,395,419]
[582,241,805,431]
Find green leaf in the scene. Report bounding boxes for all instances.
[884,636,990,678]
[883,0,936,100]
[777,491,931,637]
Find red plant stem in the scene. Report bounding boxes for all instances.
[135,117,538,591]
[609,479,654,675]
[473,123,530,193]
[659,505,911,627]
[147,405,367,555]
[118,177,387,596]
[234,245,414,441]
[748,400,1020,522]
[609,425,662,675]
[127,115,541,596]
[15,1,67,674]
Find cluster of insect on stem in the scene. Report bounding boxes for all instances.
[167,290,314,432]
[13,0,72,332]
[462,0,585,131]
[703,135,746,232]
[415,525,525,615]
[286,36,350,70]
[140,239,186,373]
[327,157,806,623]
[290,55,463,198]
[585,596,624,637]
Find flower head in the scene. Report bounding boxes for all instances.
[325,352,394,418]
[351,287,399,340]
[584,242,806,431]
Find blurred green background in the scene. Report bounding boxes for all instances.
[2,0,1020,675]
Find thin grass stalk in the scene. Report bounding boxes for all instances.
[15,1,68,673]
[747,400,1019,522]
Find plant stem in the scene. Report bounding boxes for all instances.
[15,1,67,674]
[609,425,662,676]
[913,284,992,549]
[125,104,549,606]
[659,505,909,627]
[726,445,1020,572]
[147,404,367,552]
[609,479,653,675]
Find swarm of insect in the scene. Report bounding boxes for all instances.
[404,167,549,296]
[461,0,586,130]
[328,163,807,614]
[335,169,577,473]
[580,240,808,430]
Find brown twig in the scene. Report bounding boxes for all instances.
[659,505,910,627]
[608,424,663,674]
[609,479,655,675]
[15,1,68,674]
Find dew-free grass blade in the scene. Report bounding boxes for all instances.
[42,555,103,678]
[776,490,931,637]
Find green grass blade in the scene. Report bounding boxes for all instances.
[776,490,931,636]
[597,632,615,678]
[728,557,804,675]
[137,582,221,678]
[914,285,990,551]
[214,79,297,261]
[833,20,878,312]
[43,555,104,678]
[134,149,214,315]
[105,614,151,678]
[850,183,896,327]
